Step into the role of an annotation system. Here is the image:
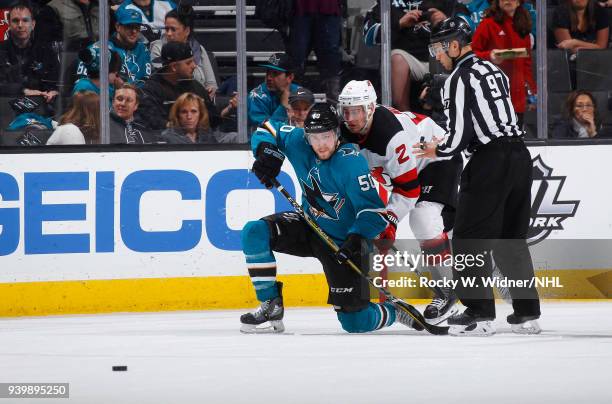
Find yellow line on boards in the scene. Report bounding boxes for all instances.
[0,274,329,317]
[0,269,609,317]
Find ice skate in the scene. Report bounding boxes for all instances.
[240,282,285,334]
[424,290,458,325]
[448,309,495,336]
[393,302,425,331]
[508,313,541,335]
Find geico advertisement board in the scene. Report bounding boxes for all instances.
[0,151,327,282]
[0,145,608,282]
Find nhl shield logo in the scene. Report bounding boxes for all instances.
[528,155,579,245]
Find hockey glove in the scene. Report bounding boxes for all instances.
[252,142,285,189]
[335,233,363,266]
[374,211,398,252]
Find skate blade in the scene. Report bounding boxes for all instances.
[240,320,285,334]
[511,320,541,335]
[425,304,459,325]
[449,321,496,337]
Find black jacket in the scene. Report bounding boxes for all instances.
[550,119,612,139]
[109,112,157,144]
[136,73,219,131]
[0,34,60,94]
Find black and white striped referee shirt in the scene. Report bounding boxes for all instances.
[436,52,523,157]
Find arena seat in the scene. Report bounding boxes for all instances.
[575,49,612,92]
[0,128,53,146]
[591,91,612,126]
[547,49,572,93]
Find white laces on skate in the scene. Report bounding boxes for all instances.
[430,297,446,308]
[252,301,271,320]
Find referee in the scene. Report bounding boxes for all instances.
[413,17,541,336]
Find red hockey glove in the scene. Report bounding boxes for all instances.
[374,211,398,252]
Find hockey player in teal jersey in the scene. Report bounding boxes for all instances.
[240,103,424,334]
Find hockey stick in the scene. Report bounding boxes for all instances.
[271,178,448,335]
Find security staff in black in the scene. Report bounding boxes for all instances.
[413,17,541,336]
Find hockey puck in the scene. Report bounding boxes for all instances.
[112,366,127,371]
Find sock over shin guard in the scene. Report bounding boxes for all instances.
[336,302,396,333]
[241,220,278,301]
[421,233,453,293]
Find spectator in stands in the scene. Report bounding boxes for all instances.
[0,1,14,42]
[72,43,123,104]
[110,83,155,144]
[363,0,460,111]
[150,4,218,99]
[458,0,536,36]
[76,8,152,88]
[0,2,60,110]
[37,0,99,51]
[247,52,299,127]
[472,0,537,125]
[215,76,241,143]
[160,92,217,143]
[552,90,610,137]
[270,85,315,128]
[46,90,100,145]
[552,0,610,52]
[117,0,176,43]
[137,41,220,131]
[289,0,343,101]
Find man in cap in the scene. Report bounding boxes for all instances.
[269,85,315,128]
[137,41,218,131]
[76,7,151,87]
[72,44,123,104]
[247,52,300,127]
[116,0,177,43]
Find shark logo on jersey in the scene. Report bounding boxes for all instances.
[301,167,345,220]
[527,156,579,245]
[338,147,360,158]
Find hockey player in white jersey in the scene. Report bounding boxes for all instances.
[338,80,463,324]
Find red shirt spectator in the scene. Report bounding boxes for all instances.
[472,0,536,114]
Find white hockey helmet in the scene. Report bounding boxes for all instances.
[337,80,377,135]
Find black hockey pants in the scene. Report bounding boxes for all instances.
[452,137,541,319]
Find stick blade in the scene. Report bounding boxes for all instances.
[393,299,449,336]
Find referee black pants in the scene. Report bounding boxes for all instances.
[452,137,541,319]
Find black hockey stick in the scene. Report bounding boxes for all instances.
[271,178,448,335]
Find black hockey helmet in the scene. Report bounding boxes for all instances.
[304,103,339,134]
[430,16,472,46]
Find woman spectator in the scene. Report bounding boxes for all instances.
[472,0,537,124]
[150,5,218,98]
[47,91,100,145]
[161,92,216,144]
[552,90,610,138]
[552,0,610,53]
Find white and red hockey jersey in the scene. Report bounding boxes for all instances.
[341,105,447,221]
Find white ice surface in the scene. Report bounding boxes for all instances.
[0,302,611,404]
